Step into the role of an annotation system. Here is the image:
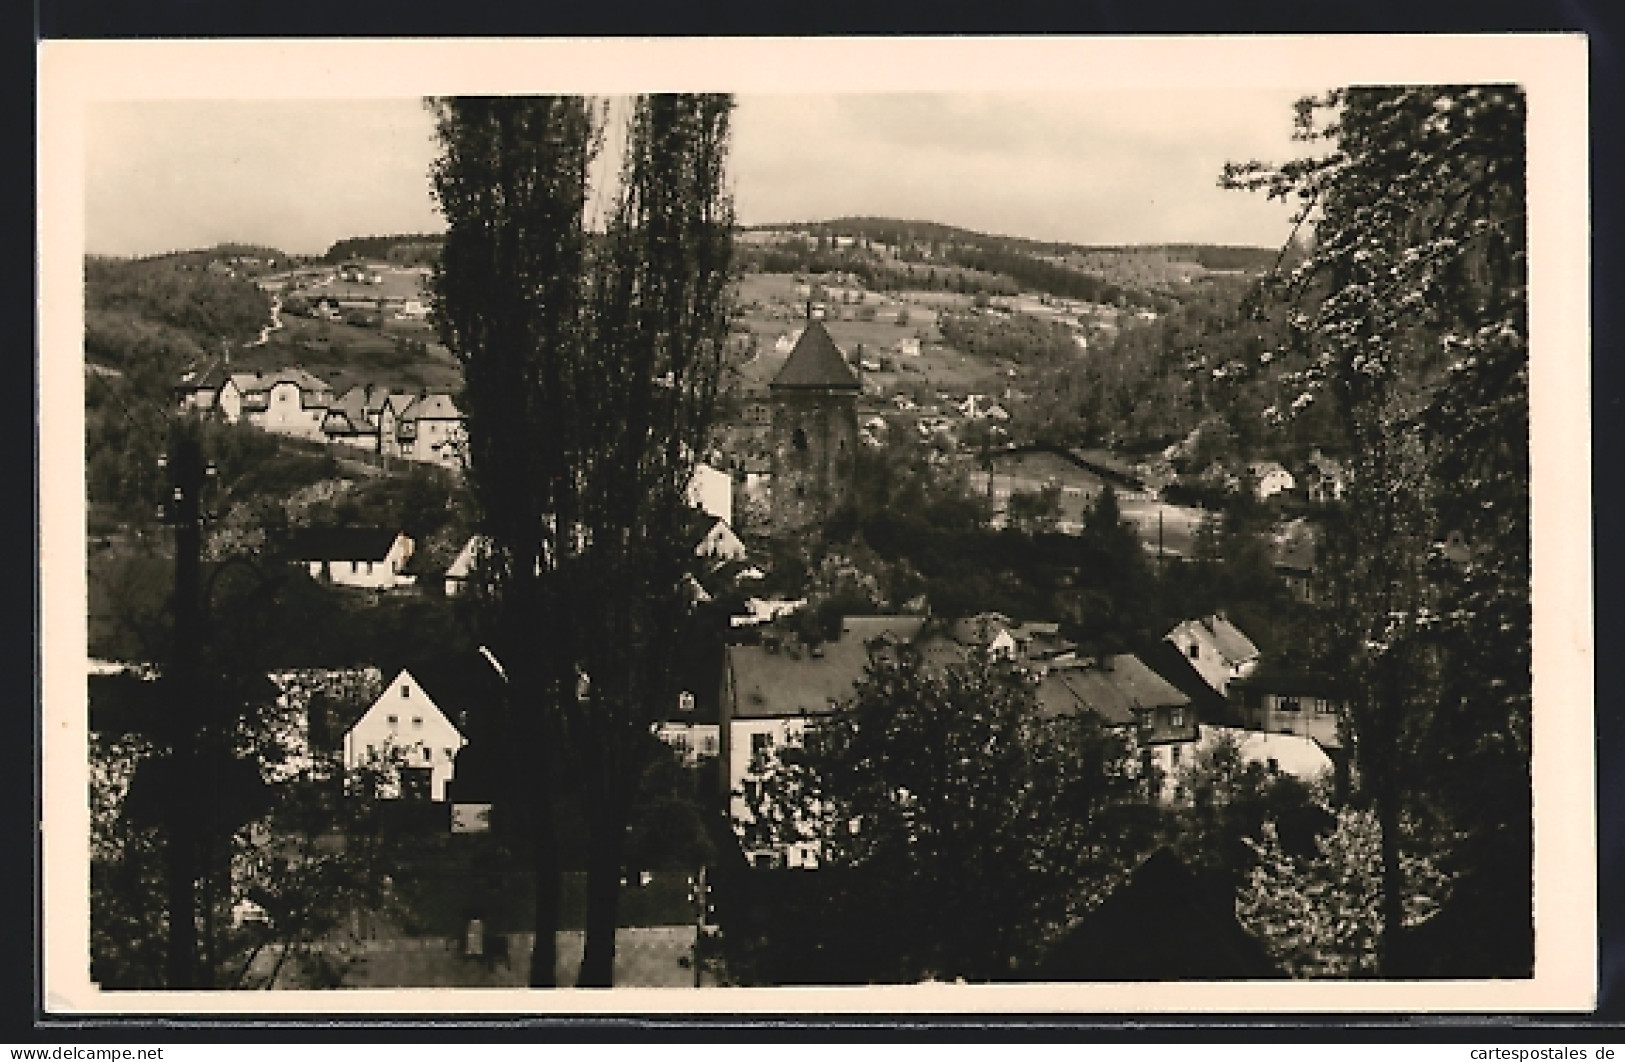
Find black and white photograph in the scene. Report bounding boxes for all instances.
[37,36,1593,1013]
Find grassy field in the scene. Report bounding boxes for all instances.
[733,273,1008,401]
[291,264,431,303]
[238,315,463,393]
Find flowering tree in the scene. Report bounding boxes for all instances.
[1222,86,1529,974]
[1239,808,1451,978]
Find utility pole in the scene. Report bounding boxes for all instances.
[159,422,209,988]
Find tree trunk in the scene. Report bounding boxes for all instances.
[577,791,627,988]
[528,805,560,988]
[1374,760,1406,978]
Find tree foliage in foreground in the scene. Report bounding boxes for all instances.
[1239,808,1450,979]
[1224,85,1530,975]
[733,648,1156,983]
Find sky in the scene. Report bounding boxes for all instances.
[84,91,1317,259]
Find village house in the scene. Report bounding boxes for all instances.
[1272,518,1320,604]
[439,534,487,597]
[1033,653,1195,798]
[683,509,749,564]
[687,462,733,525]
[653,621,727,767]
[1196,725,1336,788]
[1303,448,1349,504]
[721,615,928,868]
[285,526,417,591]
[319,384,386,452]
[1228,663,1343,751]
[1165,614,1260,697]
[344,665,475,802]
[218,368,334,441]
[395,393,466,470]
[1247,460,1296,501]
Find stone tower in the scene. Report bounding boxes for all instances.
[769,319,861,534]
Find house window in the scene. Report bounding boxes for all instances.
[401,684,410,698]
[1169,709,1185,728]
[1170,744,1182,765]
[351,560,359,573]
[1280,697,1301,713]
[421,747,432,762]
[1187,643,1199,659]
[386,714,398,727]
[412,716,423,729]
[792,428,808,451]
[751,732,773,756]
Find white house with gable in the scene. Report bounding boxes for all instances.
[1165,614,1260,696]
[343,668,467,801]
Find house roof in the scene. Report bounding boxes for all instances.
[656,611,727,725]
[384,392,418,416]
[1034,847,1282,980]
[285,526,406,562]
[1228,661,1339,700]
[678,508,726,553]
[1168,615,1259,667]
[1035,654,1189,725]
[1139,639,1239,726]
[398,654,507,729]
[402,393,462,421]
[229,367,332,399]
[726,615,926,719]
[769,320,860,392]
[324,386,380,434]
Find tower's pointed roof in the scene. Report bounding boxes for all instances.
[770,319,860,392]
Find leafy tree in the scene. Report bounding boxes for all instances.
[1006,484,1062,535]
[1223,86,1530,974]
[1238,808,1450,979]
[1162,730,1330,889]
[733,647,1154,983]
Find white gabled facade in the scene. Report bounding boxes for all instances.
[343,668,466,801]
[687,462,733,525]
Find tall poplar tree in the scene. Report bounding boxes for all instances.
[564,93,735,987]
[428,95,598,987]
[430,94,735,987]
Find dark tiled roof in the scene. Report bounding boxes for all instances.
[770,320,860,392]
[1034,654,1189,725]
[1138,640,1238,726]
[285,526,405,562]
[726,615,926,719]
[1229,661,1339,700]
[1035,848,1283,980]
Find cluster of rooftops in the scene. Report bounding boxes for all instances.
[174,364,465,466]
